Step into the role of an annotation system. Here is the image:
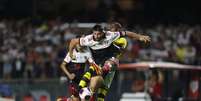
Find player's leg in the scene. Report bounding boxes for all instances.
[71,96,80,101]
[96,71,115,101]
[89,75,104,94]
[78,66,99,101]
[57,83,79,101]
[102,57,119,74]
[79,71,104,101]
[79,56,118,89]
[96,58,118,101]
[87,75,104,101]
[97,86,109,101]
[79,66,96,89]
[79,75,104,101]
[79,57,119,100]
[68,81,81,101]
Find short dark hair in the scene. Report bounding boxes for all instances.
[92,24,103,32]
[109,22,122,31]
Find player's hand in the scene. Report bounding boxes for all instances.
[88,58,103,75]
[68,73,76,80]
[139,35,151,43]
[96,66,103,75]
[91,63,103,75]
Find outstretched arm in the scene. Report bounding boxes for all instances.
[124,31,151,43]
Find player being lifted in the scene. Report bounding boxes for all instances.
[59,39,92,101]
[69,22,151,101]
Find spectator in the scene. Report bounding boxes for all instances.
[148,70,164,101]
[131,71,145,93]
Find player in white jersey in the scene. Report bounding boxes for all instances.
[59,43,92,101]
[69,24,151,101]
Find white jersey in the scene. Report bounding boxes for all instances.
[64,48,92,63]
[79,31,121,50]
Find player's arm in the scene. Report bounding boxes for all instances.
[69,35,92,58]
[124,31,151,43]
[69,38,80,59]
[60,53,76,80]
[60,61,75,80]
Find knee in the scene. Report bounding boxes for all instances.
[89,76,104,92]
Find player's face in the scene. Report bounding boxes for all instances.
[93,31,104,41]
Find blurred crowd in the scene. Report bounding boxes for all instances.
[0,19,201,80]
[121,24,201,65]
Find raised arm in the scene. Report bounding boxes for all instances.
[124,31,151,43]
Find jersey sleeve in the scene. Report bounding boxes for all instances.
[79,35,93,46]
[106,31,121,41]
[119,31,126,36]
[63,53,71,63]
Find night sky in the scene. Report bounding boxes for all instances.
[0,0,200,24]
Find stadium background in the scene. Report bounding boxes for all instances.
[0,0,201,101]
